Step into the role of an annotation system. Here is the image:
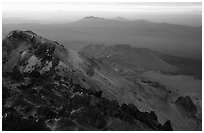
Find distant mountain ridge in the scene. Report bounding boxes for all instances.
[2,16,202,59]
[3,15,202,27]
[113,17,129,21]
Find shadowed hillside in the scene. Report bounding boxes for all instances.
[80,44,201,79]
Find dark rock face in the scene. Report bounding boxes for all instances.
[45,117,78,131]
[69,94,91,110]
[70,106,106,129]
[94,90,102,98]
[118,103,173,131]
[162,120,173,131]
[175,96,197,117]
[2,30,173,131]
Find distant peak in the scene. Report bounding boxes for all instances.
[83,16,105,20]
[76,16,108,23]
[134,19,150,23]
[113,16,129,21]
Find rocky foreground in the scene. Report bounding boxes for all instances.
[2,30,173,131]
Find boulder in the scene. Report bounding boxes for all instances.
[175,96,197,117]
[45,117,77,131]
[94,90,102,98]
[161,120,173,131]
[70,107,106,129]
[36,106,57,120]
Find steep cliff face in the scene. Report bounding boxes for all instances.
[2,30,173,131]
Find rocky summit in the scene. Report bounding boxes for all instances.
[2,30,173,131]
[175,96,198,117]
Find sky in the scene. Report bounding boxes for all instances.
[2,2,202,26]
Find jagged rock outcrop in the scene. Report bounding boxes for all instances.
[2,30,173,131]
[175,96,197,117]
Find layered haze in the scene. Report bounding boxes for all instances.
[2,16,202,59]
[3,2,202,26]
[2,2,202,59]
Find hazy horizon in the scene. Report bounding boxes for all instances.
[2,2,202,59]
[2,2,202,26]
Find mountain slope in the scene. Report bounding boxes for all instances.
[2,30,173,131]
[80,44,202,78]
[79,44,202,131]
[80,44,177,73]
